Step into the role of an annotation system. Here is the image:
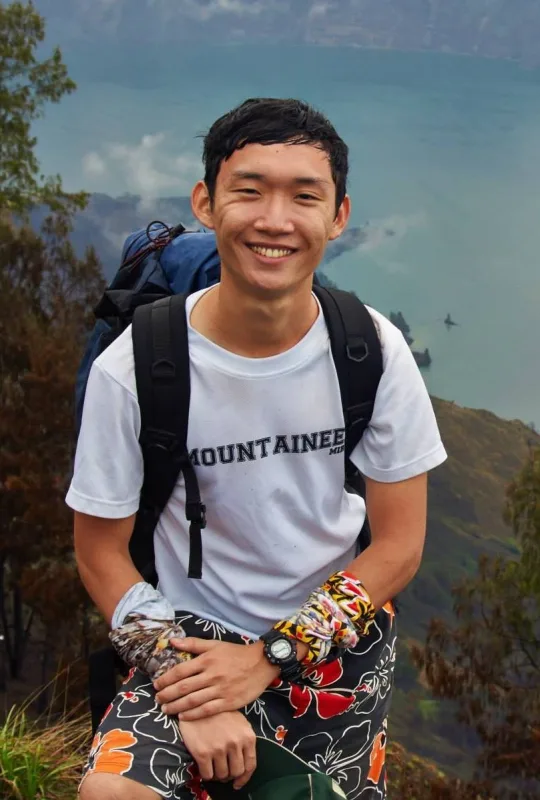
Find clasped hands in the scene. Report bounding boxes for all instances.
[153,634,310,788]
[153,637,279,790]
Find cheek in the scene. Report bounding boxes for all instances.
[304,215,334,248]
[215,200,255,227]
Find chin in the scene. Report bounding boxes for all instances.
[248,265,310,293]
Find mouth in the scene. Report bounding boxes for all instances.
[246,243,297,261]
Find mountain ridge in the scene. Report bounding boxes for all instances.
[36,0,540,67]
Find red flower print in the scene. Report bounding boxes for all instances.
[186,761,210,800]
[289,659,355,719]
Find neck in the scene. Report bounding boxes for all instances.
[190,275,318,358]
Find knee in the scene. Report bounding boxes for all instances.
[79,773,158,800]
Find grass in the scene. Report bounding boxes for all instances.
[0,703,89,800]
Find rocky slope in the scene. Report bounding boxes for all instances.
[407,397,537,640]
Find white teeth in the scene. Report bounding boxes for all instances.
[250,245,294,259]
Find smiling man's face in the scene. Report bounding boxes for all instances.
[192,142,350,298]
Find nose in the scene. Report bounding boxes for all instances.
[253,195,295,236]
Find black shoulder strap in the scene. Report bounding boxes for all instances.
[132,295,206,580]
[313,286,383,473]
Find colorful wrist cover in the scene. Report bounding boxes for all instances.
[109,614,193,680]
[273,571,376,665]
[322,571,376,636]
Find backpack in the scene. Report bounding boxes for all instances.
[77,220,384,733]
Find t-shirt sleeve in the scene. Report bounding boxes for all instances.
[65,360,144,518]
[350,309,447,483]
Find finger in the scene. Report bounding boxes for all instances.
[213,749,230,782]
[153,658,203,691]
[178,698,224,722]
[173,637,218,654]
[195,753,214,783]
[162,687,219,716]
[233,744,257,789]
[155,673,210,705]
[227,744,245,782]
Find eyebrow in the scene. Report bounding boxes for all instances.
[230,170,331,188]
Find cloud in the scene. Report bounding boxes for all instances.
[82,132,202,206]
[147,0,265,22]
[82,152,107,177]
[308,2,330,19]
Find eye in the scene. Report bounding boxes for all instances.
[297,193,319,202]
[235,188,259,196]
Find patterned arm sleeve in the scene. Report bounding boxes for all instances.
[109,614,193,681]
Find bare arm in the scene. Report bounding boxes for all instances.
[73,510,141,626]
[345,472,427,608]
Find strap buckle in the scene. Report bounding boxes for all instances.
[141,427,181,455]
[346,336,369,363]
[151,358,176,381]
[186,500,207,530]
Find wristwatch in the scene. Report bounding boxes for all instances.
[260,629,303,682]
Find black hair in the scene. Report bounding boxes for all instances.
[201,98,349,215]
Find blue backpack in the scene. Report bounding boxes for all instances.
[77,220,384,732]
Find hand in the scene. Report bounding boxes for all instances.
[179,710,257,789]
[154,638,279,720]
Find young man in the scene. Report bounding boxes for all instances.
[68,98,447,800]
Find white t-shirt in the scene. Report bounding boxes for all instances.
[66,288,447,638]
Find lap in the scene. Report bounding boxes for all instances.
[81,606,396,799]
[81,667,195,799]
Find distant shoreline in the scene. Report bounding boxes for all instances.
[195,41,540,72]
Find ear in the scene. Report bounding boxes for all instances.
[191,181,215,230]
[328,194,351,241]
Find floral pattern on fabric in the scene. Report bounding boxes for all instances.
[81,606,396,799]
[86,728,137,777]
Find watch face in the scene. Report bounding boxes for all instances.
[271,638,293,660]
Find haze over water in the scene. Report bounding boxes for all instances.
[35,43,540,427]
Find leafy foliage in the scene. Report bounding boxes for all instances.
[414,447,540,798]
[387,741,494,799]
[0,212,105,681]
[0,1,86,214]
[0,0,104,688]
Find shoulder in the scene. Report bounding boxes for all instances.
[363,304,411,371]
[92,324,137,399]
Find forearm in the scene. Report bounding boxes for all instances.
[73,512,190,683]
[76,547,143,627]
[76,540,189,679]
[74,511,175,628]
[344,539,422,609]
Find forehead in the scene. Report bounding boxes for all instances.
[219,142,334,187]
